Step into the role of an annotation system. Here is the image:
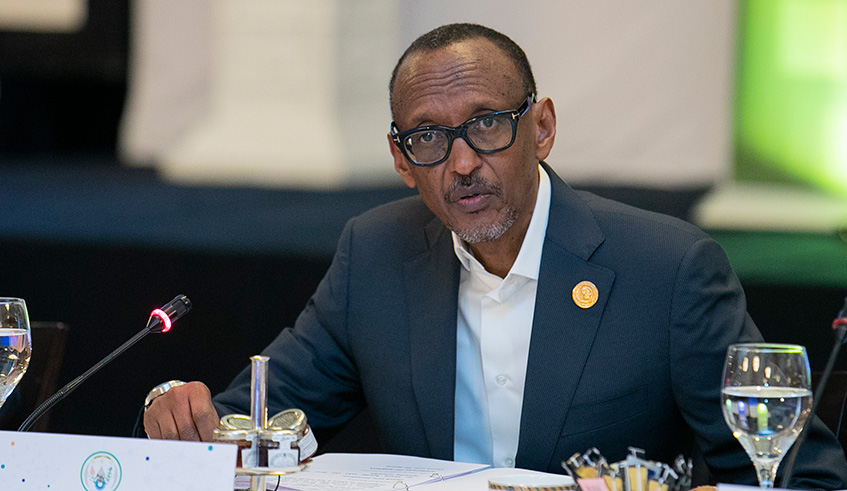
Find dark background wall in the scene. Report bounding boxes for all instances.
[0,0,128,159]
[0,165,416,435]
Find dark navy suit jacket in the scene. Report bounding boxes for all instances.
[214,165,847,488]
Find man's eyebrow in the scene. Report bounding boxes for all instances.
[405,101,504,129]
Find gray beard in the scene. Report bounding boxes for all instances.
[454,206,519,244]
[444,173,520,244]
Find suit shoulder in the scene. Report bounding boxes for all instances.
[574,190,709,243]
[348,195,434,232]
[568,190,719,267]
[341,196,443,257]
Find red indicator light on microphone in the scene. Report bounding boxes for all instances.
[150,308,172,332]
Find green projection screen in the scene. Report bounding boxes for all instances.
[735,0,847,196]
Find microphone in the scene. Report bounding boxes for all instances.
[147,294,192,333]
[780,296,847,487]
[17,295,192,432]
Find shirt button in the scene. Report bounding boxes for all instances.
[504,457,515,467]
[496,375,508,386]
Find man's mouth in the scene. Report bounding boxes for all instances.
[448,182,490,202]
[444,175,502,213]
[455,194,490,213]
[449,184,494,212]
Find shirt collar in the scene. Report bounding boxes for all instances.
[452,164,552,280]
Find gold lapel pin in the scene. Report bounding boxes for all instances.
[572,280,599,309]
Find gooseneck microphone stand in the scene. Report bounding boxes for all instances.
[17,295,191,432]
[780,297,847,488]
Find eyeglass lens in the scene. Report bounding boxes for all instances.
[403,113,515,165]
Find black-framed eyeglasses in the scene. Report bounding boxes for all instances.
[390,94,536,167]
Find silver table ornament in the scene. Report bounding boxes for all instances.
[214,355,313,491]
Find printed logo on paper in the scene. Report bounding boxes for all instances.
[80,451,122,491]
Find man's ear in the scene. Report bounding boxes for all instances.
[533,97,557,162]
[388,133,417,189]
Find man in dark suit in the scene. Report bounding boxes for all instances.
[142,23,847,487]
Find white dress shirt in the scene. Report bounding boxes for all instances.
[452,165,552,467]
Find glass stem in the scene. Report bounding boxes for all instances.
[755,460,780,488]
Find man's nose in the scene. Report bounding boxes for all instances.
[447,136,482,176]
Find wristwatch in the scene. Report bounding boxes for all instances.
[144,380,186,410]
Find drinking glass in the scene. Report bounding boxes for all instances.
[0,298,32,410]
[721,343,812,488]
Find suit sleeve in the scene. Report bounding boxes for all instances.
[669,237,847,488]
[212,218,364,431]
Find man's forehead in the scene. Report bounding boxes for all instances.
[396,38,518,87]
[392,39,523,124]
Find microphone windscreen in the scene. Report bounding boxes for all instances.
[147,295,192,332]
[163,295,192,322]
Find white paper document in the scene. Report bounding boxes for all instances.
[234,453,488,490]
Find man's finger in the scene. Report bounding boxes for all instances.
[143,409,162,439]
[191,401,220,442]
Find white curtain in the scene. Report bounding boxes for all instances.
[120,0,736,189]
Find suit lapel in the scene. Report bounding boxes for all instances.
[516,167,616,470]
[405,216,460,460]
[400,166,615,467]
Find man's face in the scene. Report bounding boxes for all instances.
[389,38,553,245]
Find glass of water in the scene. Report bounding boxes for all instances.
[721,343,812,488]
[0,298,32,411]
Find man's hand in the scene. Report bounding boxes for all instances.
[143,381,219,441]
